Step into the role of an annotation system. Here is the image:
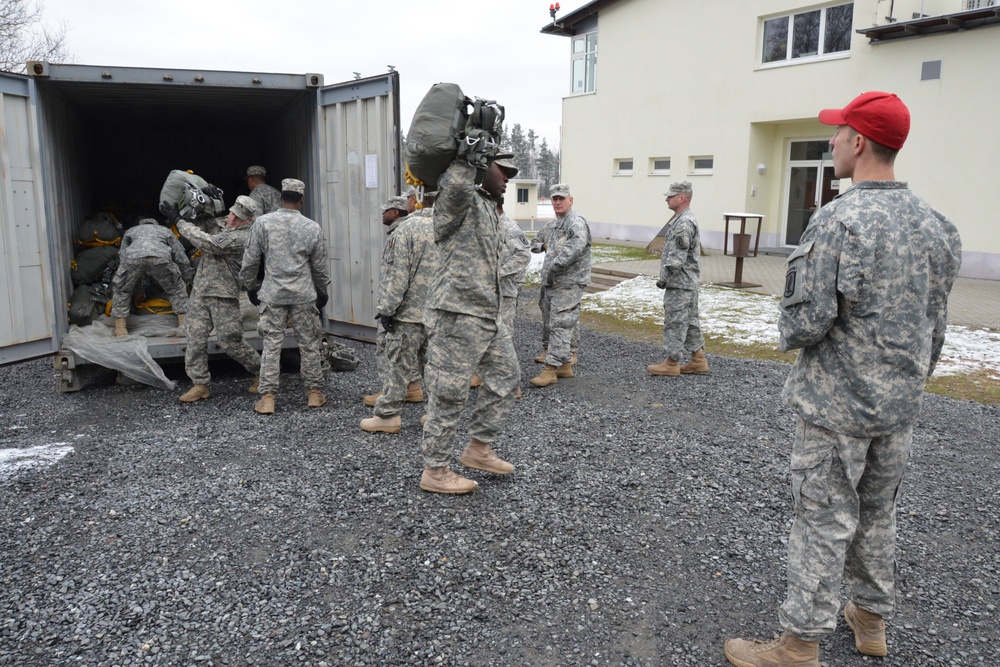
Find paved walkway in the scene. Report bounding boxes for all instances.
[596,251,1000,330]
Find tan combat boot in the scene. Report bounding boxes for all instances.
[405,381,424,402]
[571,351,578,365]
[176,313,185,328]
[555,362,574,378]
[248,375,259,393]
[255,392,275,414]
[113,317,128,337]
[515,385,522,399]
[420,414,428,427]
[680,349,709,374]
[646,358,680,376]
[469,373,483,388]
[534,347,548,363]
[724,632,820,667]
[530,364,559,387]
[419,466,478,494]
[360,415,401,434]
[460,439,514,475]
[844,601,887,657]
[307,389,326,408]
[179,384,210,403]
[363,391,381,407]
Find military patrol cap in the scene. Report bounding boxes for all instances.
[230,195,259,220]
[550,183,572,198]
[281,178,306,195]
[494,158,518,178]
[818,91,910,150]
[246,165,266,178]
[664,181,693,197]
[381,195,409,212]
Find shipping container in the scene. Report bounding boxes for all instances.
[0,63,400,391]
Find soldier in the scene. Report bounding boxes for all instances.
[163,195,262,402]
[419,154,520,495]
[245,165,281,216]
[360,193,438,433]
[529,183,591,387]
[646,181,708,376]
[493,177,530,398]
[240,179,330,415]
[110,218,194,337]
[724,92,961,666]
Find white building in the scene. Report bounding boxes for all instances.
[542,0,999,279]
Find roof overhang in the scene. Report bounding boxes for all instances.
[857,6,1000,43]
[540,0,622,37]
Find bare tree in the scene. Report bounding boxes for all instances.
[0,0,70,74]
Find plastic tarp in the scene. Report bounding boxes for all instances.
[61,316,181,390]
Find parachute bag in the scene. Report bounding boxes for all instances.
[404,83,471,191]
[159,170,225,221]
[67,284,97,326]
[324,338,361,372]
[71,245,120,286]
[75,213,122,248]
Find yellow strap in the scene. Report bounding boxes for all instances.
[404,165,426,210]
[70,259,78,270]
[78,235,121,248]
[136,297,174,315]
[104,300,113,317]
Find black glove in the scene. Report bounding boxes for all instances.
[545,272,555,288]
[247,290,260,306]
[375,314,397,334]
[656,279,666,290]
[201,185,224,200]
[316,292,329,310]
[159,201,181,226]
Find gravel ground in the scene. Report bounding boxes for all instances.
[1,304,998,666]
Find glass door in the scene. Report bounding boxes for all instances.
[783,140,837,246]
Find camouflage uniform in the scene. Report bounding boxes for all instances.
[373,208,437,419]
[372,215,406,386]
[658,208,704,360]
[531,221,579,354]
[421,161,519,468]
[249,182,281,216]
[776,181,961,640]
[110,221,193,318]
[536,210,591,366]
[240,208,330,395]
[498,212,530,334]
[177,216,260,385]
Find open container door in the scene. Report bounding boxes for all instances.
[317,72,401,343]
[0,72,59,365]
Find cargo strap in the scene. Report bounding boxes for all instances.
[78,234,121,248]
[404,165,426,210]
[136,297,174,315]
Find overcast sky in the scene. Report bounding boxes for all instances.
[41,0,586,149]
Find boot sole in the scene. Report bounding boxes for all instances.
[647,369,680,376]
[360,424,401,434]
[419,481,477,494]
[844,608,887,657]
[680,366,709,374]
[179,395,209,403]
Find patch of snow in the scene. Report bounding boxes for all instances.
[0,443,74,479]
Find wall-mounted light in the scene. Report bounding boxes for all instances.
[757,163,767,175]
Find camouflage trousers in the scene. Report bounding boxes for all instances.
[538,285,579,354]
[111,256,188,318]
[540,284,583,366]
[257,302,325,395]
[374,320,427,418]
[779,417,912,641]
[662,287,704,361]
[499,294,518,337]
[184,293,260,385]
[421,309,519,468]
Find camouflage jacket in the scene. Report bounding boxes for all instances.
[240,208,330,305]
[249,183,281,216]
[539,209,591,287]
[178,217,254,299]
[426,161,503,319]
[779,181,962,437]
[499,213,530,298]
[658,209,701,290]
[121,223,194,283]
[378,208,437,323]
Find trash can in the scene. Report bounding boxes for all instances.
[732,233,751,258]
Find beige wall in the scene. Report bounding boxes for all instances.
[503,180,541,223]
[558,0,999,278]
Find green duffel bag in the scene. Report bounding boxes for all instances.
[67,284,97,326]
[404,83,470,191]
[159,169,225,221]
[71,245,119,286]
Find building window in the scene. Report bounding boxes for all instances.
[649,157,671,175]
[571,31,598,93]
[690,156,714,175]
[517,187,529,204]
[614,158,633,175]
[762,3,853,65]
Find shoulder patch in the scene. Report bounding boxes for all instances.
[214,233,232,247]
